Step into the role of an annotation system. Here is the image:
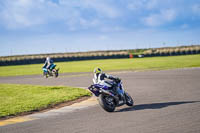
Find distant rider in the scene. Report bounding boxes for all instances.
[43,57,54,72]
[93,67,120,91]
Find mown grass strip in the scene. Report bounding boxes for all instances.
[0,54,200,77]
[0,84,91,118]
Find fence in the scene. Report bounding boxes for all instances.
[0,54,130,66]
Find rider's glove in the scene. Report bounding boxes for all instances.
[115,77,121,82]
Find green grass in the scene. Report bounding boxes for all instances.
[0,54,200,77]
[0,84,91,117]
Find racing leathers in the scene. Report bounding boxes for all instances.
[43,58,54,71]
[93,72,119,91]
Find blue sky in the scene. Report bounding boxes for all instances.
[0,0,200,56]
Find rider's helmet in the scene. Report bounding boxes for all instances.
[46,57,51,61]
[94,67,102,74]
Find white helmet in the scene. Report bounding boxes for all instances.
[46,57,50,61]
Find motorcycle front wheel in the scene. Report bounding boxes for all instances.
[98,94,115,112]
[125,92,134,106]
[43,71,48,78]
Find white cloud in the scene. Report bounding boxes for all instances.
[127,0,158,11]
[0,0,199,31]
[180,24,189,29]
[0,0,121,30]
[81,0,120,19]
[0,0,49,28]
[146,0,158,10]
[127,0,144,11]
[192,4,200,15]
[142,9,176,27]
[62,0,121,31]
[79,18,100,28]
[163,9,176,21]
[99,35,109,40]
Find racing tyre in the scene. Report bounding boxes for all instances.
[98,94,115,112]
[53,69,58,78]
[125,92,134,106]
[43,71,48,78]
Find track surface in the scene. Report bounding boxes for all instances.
[0,68,200,133]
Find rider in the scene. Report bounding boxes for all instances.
[43,57,55,72]
[93,67,120,90]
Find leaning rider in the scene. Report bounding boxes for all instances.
[43,57,54,72]
[93,67,120,91]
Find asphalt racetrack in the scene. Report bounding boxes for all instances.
[0,68,200,133]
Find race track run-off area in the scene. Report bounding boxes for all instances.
[0,68,200,133]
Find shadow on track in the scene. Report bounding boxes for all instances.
[116,101,199,112]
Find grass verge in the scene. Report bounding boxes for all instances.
[0,84,91,118]
[0,54,200,77]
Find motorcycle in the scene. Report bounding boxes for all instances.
[42,64,59,78]
[88,78,134,112]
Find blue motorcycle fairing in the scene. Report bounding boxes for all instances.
[90,84,111,96]
[43,64,56,72]
[116,83,124,96]
[43,68,48,72]
[93,84,110,90]
[50,64,56,70]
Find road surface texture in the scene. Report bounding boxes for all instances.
[0,68,200,133]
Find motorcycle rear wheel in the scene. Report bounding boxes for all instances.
[52,69,58,78]
[98,94,115,112]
